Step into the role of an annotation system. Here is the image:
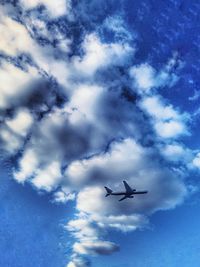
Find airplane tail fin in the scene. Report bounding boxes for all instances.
[104,186,112,197]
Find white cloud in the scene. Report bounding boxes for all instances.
[13,101,108,189]
[14,151,63,192]
[160,143,185,161]
[20,0,71,18]
[140,95,179,120]
[53,188,76,203]
[95,214,149,232]
[67,214,119,262]
[14,148,39,183]
[0,62,39,109]
[68,84,104,122]
[155,120,186,138]
[72,33,133,77]
[130,60,178,94]
[140,95,188,139]
[66,138,145,187]
[0,14,32,57]
[31,161,62,191]
[0,10,71,87]
[192,153,200,169]
[73,241,119,256]
[14,76,144,191]
[67,257,90,267]
[65,138,187,264]
[67,218,98,240]
[130,64,156,92]
[159,143,194,169]
[0,108,34,154]
[5,109,34,136]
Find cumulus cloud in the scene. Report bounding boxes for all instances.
[31,161,62,191]
[67,257,91,267]
[66,210,120,264]
[73,139,187,214]
[0,62,39,109]
[13,101,107,188]
[19,0,71,18]
[73,240,119,256]
[72,33,133,79]
[53,187,76,204]
[130,64,156,92]
[14,148,39,183]
[96,214,149,232]
[140,95,189,139]
[0,8,72,88]
[65,138,187,264]
[0,13,32,57]
[159,143,187,162]
[13,76,146,193]
[130,56,179,94]
[0,108,34,154]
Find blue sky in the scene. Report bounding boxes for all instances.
[0,0,200,266]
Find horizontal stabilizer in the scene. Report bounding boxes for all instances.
[104,186,112,197]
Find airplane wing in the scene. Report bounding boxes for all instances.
[119,196,128,201]
[123,180,133,193]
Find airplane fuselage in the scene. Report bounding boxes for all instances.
[110,190,148,196]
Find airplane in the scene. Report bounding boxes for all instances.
[104,180,148,201]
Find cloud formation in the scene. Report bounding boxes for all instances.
[0,1,194,266]
[19,0,71,18]
[0,108,34,154]
[140,95,188,138]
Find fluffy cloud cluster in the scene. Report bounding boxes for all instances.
[19,0,71,18]
[129,57,190,145]
[140,95,188,138]
[72,33,133,78]
[130,54,180,93]
[0,108,34,154]
[65,138,187,265]
[0,2,194,266]
[0,62,39,109]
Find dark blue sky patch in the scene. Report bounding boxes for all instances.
[0,163,74,267]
